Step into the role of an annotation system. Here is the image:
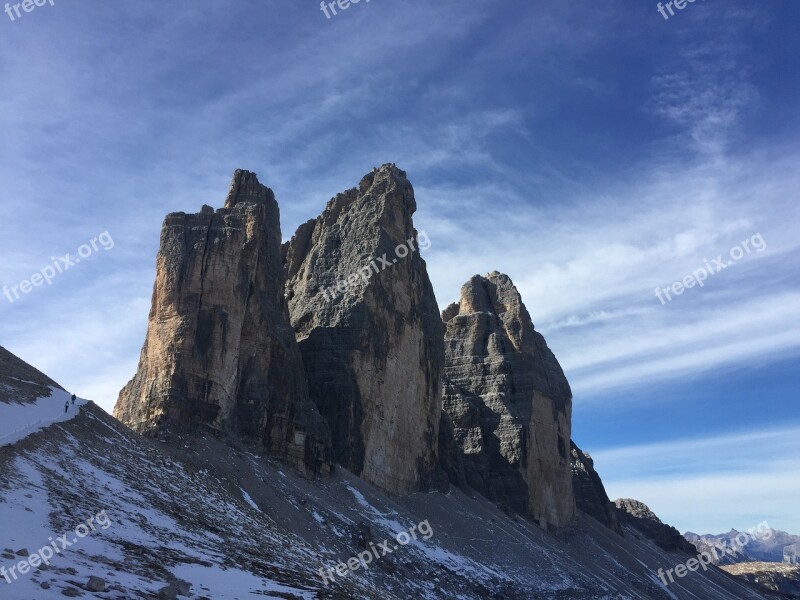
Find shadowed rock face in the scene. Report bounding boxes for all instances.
[615,498,696,553]
[441,272,574,528]
[571,441,621,533]
[283,164,444,495]
[114,170,330,475]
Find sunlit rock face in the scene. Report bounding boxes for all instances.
[115,170,331,475]
[283,164,444,494]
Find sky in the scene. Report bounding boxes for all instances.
[1,0,798,535]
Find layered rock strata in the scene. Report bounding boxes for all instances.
[283,164,444,494]
[441,272,574,528]
[115,170,330,474]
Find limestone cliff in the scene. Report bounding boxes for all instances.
[114,170,330,474]
[283,164,444,495]
[441,272,574,528]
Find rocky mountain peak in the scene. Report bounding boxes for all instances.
[283,164,443,495]
[224,169,275,208]
[441,271,574,528]
[115,169,330,474]
[615,498,697,553]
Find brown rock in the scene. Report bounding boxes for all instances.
[114,170,330,474]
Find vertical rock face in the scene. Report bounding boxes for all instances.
[114,170,330,474]
[441,272,574,528]
[571,441,621,533]
[283,164,444,495]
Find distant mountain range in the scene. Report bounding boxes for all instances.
[685,528,800,565]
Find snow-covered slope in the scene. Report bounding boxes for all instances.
[0,350,781,599]
[0,388,86,447]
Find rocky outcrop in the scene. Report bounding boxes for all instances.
[441,272,574,528]
[615,498,696,553]
[571,441,621,533]
[0,345,62,404]
[283,164,444,495]
[114,170,330,474]
[787,544,800,565]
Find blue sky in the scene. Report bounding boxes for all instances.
[1,1,798,535]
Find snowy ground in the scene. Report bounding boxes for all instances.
[0,387,86,447]
[0,388,776,599]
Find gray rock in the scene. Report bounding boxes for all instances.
[284,164,445,494]
[571,441,621,533]
[615,498,696,553]
[440,272,574,528]
[157,585,178,600]
[15,548,29,557]
[168,578,192,596]
[114,170,331,475]
[85,576,105,592]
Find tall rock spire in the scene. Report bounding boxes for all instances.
[441,272,574,528]
[283,164,445,494]
[114,170,330,474]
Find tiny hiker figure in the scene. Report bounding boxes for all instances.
[71,393,76,406]
[64,400,69,413]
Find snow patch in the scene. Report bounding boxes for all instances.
[0,388,86,447]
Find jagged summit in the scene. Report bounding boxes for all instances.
[283,164,443,495]
[224,169,275,208]
[615,498,698,553]
[2,162,781,598]
[440,271,574,528]
[114,169,330,475]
